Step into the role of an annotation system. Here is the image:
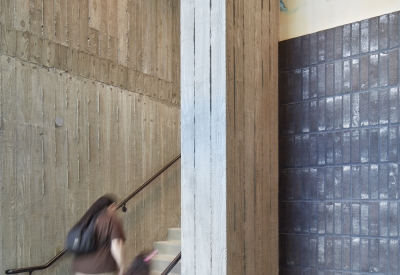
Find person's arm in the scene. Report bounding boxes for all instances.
[111,238,125,275]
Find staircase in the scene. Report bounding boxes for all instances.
[150,228,181,275]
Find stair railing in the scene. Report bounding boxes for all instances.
[5,154,181,275]
[161,252,181,275]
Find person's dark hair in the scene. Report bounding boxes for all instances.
[76,194,117,225]
[124,253,150,275]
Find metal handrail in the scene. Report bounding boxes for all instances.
[5,248,68,275]
[161,252,181,275]
[5,154,181,275]
[117,154,181,211]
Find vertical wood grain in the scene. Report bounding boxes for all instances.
[54,71,68,252]
[87,80,100,203]
[89,55,99,80]
[0,71,2,268]
[29,7,43,37]
[229,0,246,273]
[15,124,28,266]
[14,0,29,31]
[41,68,58,265]
[117,64,127,90]
[157,0,164,80]
[133,93,145,251]
[228,0,279,273]
[159,103,166,231]
[43,0,54,40]
[15,60,30,267]
[16,31,29,61]
[118,0,128,66]
[29,64,44,127]
[243,0,256,272]
[148,99,156,240]
[98,58,109,84]
[29,34,42,64]
[15,61,32,124]
[99,0,108,59]
[0,54,3,132]
[2,26,17,57]
[126,0,136,69]
[67,0,80,49]
[97,84,109,198]
[54,0,67,45]
[255,0,268,272]
[171,0,180,85]
[141,95,150,243]
[108,0,118,62]
[1,0,14,27]
[225,11,234,260]
[28,64,45,265]
[181,0,195,273]
[134,0,143,71]
[108,87,118,192]
[114,88,123,199]
[194,0,212,272]
[120,89,131,200]
[254,0,265,271]
[88,29,99,56]
[41,39,55,68]
[109,36,118,63]
[1,56,17,272]
[30,0,43,11]
[157,0,172,81]
[89,0,101,31]
[27,124,45,263]
[151,1,158,77]
[261,0,271,272]
[142,1,156,75]
[121,92,133,247]
[78,80,90,209]
[210,0,227,273]
[79,0,89,52]
[65,75,81,227]
[98,84,111,194]
[126,67,136,92]
[268,0,279,273]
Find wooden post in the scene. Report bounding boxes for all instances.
[181,0,279,274]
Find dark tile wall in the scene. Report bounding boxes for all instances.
[279,12,400,275]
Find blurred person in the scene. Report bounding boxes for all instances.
[123,250,157,275]
[72,194,126,275]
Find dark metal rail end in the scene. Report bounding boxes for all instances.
[5,249,67,274]
[161,252,181,275]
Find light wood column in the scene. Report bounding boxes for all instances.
[181,0,279,274]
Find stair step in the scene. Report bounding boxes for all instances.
[167,228,181,241]
[151,254,181,273]
[154,240,181,255]
[150,228,181,275]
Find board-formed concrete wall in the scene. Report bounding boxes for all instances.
[181,0,279,274]
[0,1,181,274]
